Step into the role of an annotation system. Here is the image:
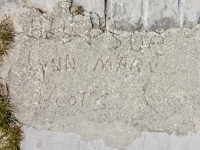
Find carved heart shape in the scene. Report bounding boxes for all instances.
[144,84,188,120]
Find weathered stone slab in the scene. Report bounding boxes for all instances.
[20,126,200,150]
[1,2,200,149]
[109,0,143,31]
[147,0,180,31]
[73,0,105,17]
[20,126,118,150]
[183,0,200,28]
[108,0,181,32]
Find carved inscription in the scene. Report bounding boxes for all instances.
[93,57,112,71]
[131,34,165,51]
[39,54,143,74]
[65,54,75,71]
[93,56,143,72]
[8,2,200,137]
[39,90,109,110]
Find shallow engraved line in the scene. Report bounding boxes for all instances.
[142,63,165,120]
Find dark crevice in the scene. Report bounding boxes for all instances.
[104,0,107,18]
[36,8,44,14]
[104,0,107,30]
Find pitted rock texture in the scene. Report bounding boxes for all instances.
[2,1,200,149]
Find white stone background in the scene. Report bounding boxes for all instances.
[1,0,200,150]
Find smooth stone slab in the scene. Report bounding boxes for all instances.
[20,126,118,150]
[24,0,66,13]
[21,126,200,150]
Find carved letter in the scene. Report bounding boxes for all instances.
[94,57,112,71]
[52,57,61,71]
[65,54,75,71]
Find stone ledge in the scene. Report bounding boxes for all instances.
[1,0,200,32]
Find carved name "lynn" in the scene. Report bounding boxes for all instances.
[47,54,143,73]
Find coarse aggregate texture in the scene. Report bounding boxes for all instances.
[1,1,200,149]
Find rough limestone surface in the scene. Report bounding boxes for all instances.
[0,1,199,149]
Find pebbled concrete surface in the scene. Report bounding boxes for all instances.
[0,0,200,149]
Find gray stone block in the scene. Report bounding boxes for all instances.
[21,126,200,150]
[147,0,180,31]
[183,0,200,28]
[109,0,143,32]
[108,0,182,32]
[20,126,117,150]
